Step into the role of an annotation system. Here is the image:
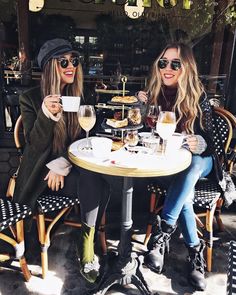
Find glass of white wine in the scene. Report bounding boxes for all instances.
[156,111,176,155]
[78,105,96,150]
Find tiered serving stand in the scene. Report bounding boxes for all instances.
[95,76,143,142]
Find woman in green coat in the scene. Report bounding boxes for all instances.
[14,38,109,283]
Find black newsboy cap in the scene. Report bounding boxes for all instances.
[37,38,79,69]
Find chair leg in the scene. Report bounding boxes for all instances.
[19,256,31,281]
[98,212,107,255]
[205,206,216,272]
[16,220,31,281]
[36,213,48,279]
[144,192,157,246]
[215,198,224,232]
[0,221,31,281]
[36,208,72,278]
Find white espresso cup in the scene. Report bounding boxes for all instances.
[166,133,184,154]
[91,137,112,159]
[61,96,81,112]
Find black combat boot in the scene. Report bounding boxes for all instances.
[187,239,206,291]
[144,215,176,273]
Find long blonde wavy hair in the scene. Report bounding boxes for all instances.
[148,43,205,133]
[41,57,83,154]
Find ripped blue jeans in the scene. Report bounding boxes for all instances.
[159,155,213,247]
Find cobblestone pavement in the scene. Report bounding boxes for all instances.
[0,208,236,295]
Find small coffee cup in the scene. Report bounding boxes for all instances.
[91,137,112,159]
[166,133,184,154]
[61,96,81,112]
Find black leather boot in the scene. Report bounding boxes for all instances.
[187,239,206,291]
[144,215,176,273]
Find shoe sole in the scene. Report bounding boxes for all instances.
[144,261,162,274]
[189,278,206,291]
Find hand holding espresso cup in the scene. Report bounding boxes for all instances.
[43,94,62,115]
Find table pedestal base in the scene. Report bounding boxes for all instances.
[90,255,155,295]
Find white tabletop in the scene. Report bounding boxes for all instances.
[68,138,192,178]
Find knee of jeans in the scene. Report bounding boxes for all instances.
[182,199,194,212]
[187,161,202,179]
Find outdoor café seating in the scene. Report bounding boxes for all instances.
[0,197,32,281]
[144,106,236,272]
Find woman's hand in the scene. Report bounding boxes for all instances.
[185,135,198,153]
[43,94,62,115]
[137,91,148,104]
[44,170,64,191]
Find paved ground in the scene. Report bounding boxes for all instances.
[0,206,236,295]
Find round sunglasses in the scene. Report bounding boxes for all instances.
[158,58,181,71]
[57,57,80,68]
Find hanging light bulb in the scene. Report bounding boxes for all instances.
[29,0,44,12]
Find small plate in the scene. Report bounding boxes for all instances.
[107,100,140,106]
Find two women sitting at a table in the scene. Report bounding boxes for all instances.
[13,39,222,290]
[137,42,222,291]
[13,38,108,283]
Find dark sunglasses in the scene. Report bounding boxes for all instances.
[57,57,79,68]
[158,58,181,71]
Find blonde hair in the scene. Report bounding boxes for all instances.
[41,57,83,154]
[147,43,204,133]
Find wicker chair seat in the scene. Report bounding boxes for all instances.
[147,178,221,210]
[0,199,32,232]
[147,184,166,195]
[37,194,80,214]
[194,179,221,209]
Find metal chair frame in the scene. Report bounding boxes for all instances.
[0,198,32,281]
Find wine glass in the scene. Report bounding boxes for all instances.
[156,111,176,155]
[145,105,162,137]
[78,105,96,150]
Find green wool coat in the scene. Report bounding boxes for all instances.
[13,86,75,211]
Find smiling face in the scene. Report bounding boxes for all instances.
[57,53,78,90]
[159,47,182,88]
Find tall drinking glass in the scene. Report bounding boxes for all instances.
[78,105,96,150]
[145,105,162,137]
[156,111,176,155]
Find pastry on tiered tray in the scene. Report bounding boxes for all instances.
[106,118,128,128]
[127,108,141,126]
[111,96,138,104]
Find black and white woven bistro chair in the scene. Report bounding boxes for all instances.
[227,240,236,295]
[144,106,236,272]
[0,198,32,281]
